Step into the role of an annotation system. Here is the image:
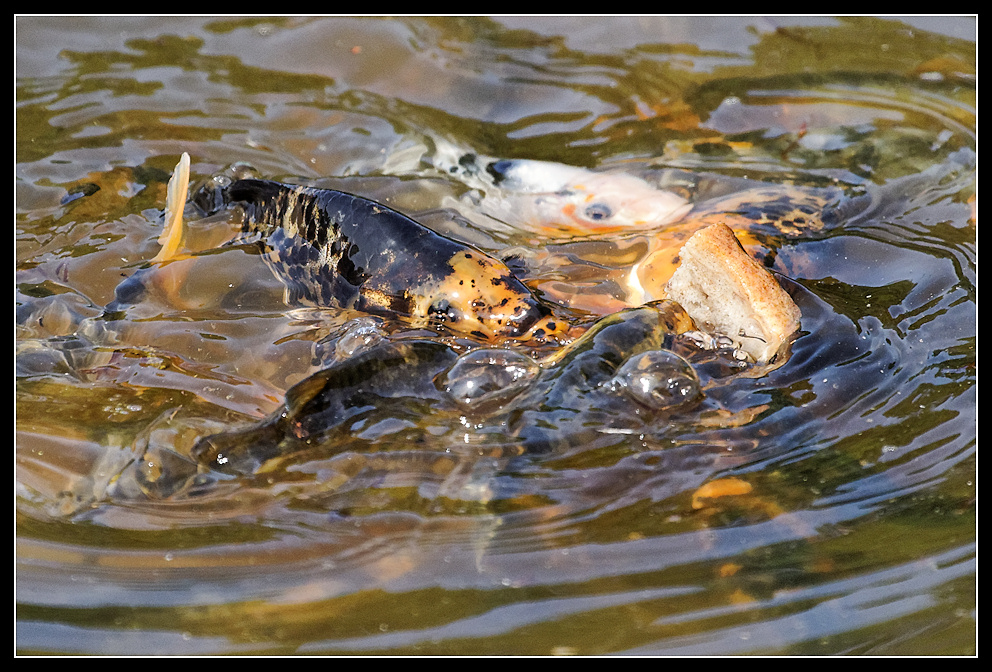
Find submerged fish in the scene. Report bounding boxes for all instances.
[194,172,568,344]
[192,302,702,475]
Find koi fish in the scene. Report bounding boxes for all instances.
[424,139,694,239]
[200,176,567,344]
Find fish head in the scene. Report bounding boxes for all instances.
[485,159,692,237]
[548,171,693,235]
[411,249,569,345]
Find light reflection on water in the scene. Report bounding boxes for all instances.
[16,16,975,655]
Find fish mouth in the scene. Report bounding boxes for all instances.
[191,163,263,216]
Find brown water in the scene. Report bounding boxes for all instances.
[16,16,976,655]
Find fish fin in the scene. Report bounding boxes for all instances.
[152,152,191,263]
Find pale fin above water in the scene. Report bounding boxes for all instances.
[153,152,190,263]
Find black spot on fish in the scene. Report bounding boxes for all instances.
[486,160,515,185]
[458,153,478,171]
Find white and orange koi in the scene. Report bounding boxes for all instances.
[428,139,693,239]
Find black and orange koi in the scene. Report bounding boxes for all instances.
[205,177,567,344]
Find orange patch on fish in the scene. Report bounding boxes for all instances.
[408,249,567,344]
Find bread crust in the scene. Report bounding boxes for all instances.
[665,222,801,364]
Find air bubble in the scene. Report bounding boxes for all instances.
[438,348,539,409]
[334,317,386,360]
[614,350,702,412]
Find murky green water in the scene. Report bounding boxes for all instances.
[16,16,975,655]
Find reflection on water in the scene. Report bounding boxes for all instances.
[16,16,975,655]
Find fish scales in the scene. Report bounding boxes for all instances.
[226,179,564,343]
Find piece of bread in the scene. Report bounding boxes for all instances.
[665,223,801,364]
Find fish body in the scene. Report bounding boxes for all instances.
[220,179,566,344]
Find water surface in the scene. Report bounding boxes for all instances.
[16,16,975,655]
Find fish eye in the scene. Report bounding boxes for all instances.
[584,202,613,221]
